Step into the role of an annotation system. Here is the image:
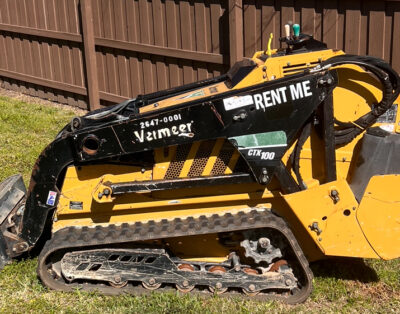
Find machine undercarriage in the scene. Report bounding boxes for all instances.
[39,210,312,303]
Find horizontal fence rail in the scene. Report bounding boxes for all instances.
[0,0,399,110]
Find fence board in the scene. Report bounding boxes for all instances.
[0,0,399,110]
[367,0,386,59]
[81,0,100,109]
[390,2,400,72]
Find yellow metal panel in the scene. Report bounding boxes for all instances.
[55,165,278,232]
[202,138,224,176]
[357,175,400,260]
[394,94,400,133]
[283,180,378,258]
[153,146,176,179]
[140,82,229,114]
[225,150,240,175]
[180,142,200,178]
[333,65,381,123]
[56,183,273,217]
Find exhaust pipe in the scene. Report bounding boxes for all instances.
[0,175,26,269]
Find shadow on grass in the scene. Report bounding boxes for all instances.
[311,257,379,283]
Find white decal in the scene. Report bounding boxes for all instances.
[140,114,182,129]
[140,118,159,129]
[248,149,276,160]
[46,191,57,206]
[134,122,193,143]
[257,87,288,110]
[379,124,395,133]
[290,81,312,100]
[223,95,254,111]
[178,90,205,100]
[223,80,313,111]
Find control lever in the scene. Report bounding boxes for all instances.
[279,22,313,47]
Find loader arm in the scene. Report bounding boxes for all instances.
[11,70,336,252]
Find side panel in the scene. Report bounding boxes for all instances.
[357,175,400,260]
[283,180,378,259]
[53,163,275,231]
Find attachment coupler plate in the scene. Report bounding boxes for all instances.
[0,174,26,268]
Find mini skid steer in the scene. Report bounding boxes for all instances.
[0,24,399,303]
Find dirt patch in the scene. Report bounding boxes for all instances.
[353,282,400,301]
[0,87,88,116]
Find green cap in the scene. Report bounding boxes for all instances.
[293,24,300,37]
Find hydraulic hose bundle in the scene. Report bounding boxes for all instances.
[291,55,400,189]
[315,55,400,145]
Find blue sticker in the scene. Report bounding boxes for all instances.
[46,191,57,206]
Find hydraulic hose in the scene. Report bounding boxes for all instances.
[311,55,400,145]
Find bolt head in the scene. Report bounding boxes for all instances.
[285,279,292,286]
[149,278,155,285]
[216,282,222,289]
[249,284,255,291]
[98,192,103,199]
[261,176,268,183]
[258,237,270,248]
[183,280,189,287]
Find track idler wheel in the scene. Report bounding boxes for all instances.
[109,280,128,288]
[241,268,260,296]
[242,285,260,296]
[142,278,161,290]
[208,266,228,294]
[176,264,195,293]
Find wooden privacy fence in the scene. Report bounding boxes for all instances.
[0,0,400,110]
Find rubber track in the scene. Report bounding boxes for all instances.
[38,209,313,304]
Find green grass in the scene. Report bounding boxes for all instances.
[0,95,399,313]
[0,96,76,184]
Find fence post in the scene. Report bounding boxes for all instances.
[228,0,243,67]
[80,0,100,110]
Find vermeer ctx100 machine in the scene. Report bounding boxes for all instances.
[0,25,399,303]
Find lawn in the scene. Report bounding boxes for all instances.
[0,94,399,313]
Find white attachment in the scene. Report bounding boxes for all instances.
[284,24,290,38]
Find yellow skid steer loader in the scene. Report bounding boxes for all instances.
[0,24,399,303]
